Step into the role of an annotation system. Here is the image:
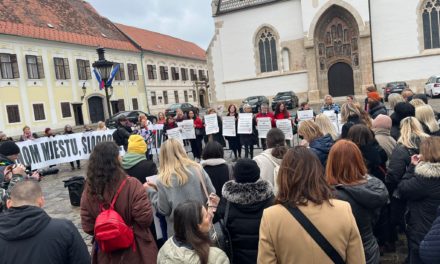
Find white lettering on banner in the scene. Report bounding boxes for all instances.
[205,114,219,135]
[16,130,116,170]
[257,117,272,139]
[276,119,293,140]
[178,120,196,140]
[222,116,236,137]
[297,110,314,121]
[238,113,253,134]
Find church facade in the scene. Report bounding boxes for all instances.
[207,0,440,106]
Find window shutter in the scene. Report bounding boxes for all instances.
[85,60,91,79]
[11,54,19,78]
[120,63,125,80]
[37,56,45,79]
[76,59,82,80]
[134,65,138,80]
[118,99,125,111]
[127,64,132,80]
[63,58,71,79]
[53,58,59,79]
[25,55,32,79]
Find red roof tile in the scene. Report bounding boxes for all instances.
[116,23,206,61]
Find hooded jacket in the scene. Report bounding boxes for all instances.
[309,134,334,167]
[216,179,274,264]
[335,176,389,264]
[201,158,232,198]
[398,162,440,263]
[368,103,387,119]
[387,143,419,194]
[0,206,90,264]
[122,153,157,184]
[359,141,388,182]
[419,206,440,264]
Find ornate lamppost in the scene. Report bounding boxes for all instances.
[92,48,114,118]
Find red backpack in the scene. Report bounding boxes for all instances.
[94,178,135,253]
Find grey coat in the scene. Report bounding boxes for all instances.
[147,165,215,237]
[373,128,397,160]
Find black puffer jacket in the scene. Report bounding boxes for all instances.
[419,206,440,264]
[309,134,334,167]
[421,123,440,137]
[334,176,389,264]
[341,115,364,139]
[369,103,387,119]
[216,179,274,264]
[0,206,90,264]
[201,159,232,198]
[398,162,440,264]
[359,141,388,182]
[386,143,419,195]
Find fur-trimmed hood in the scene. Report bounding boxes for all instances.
[415,162,440,178]
[222,179,273,205]
[200,158,226,167]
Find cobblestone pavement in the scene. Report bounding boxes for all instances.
[41,97,440,262]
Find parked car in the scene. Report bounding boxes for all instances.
[271,91,299,111]
[425,75,440,98]
[383,82,408,101]
[239,96,269,113]
[165,103,199,117]
[105,111,157,128]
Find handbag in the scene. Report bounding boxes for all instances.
[283,204,345,264]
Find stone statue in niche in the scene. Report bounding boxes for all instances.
[326,46,334,58]
[318,43,325,56]
[344,29,349,43]
[320,57,325,70]
[353,54,359,66]
[337,24,343,39]
[326,32,331,44]
[331,25,337,39]
[352,38,358,51]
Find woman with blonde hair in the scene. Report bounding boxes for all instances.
[298,120,334,167]
[415,104,440,136]
[340,102,372,138]
[410,98,426,109]
[315,114,338,140]
[387,93,405,115]
[96,121,107,131]
[145,138,217,237]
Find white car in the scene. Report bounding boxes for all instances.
[425,75,440,98]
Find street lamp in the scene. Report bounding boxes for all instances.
[92,48,114,118]
[81,82,87,101]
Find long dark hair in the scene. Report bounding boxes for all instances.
[274,102,289,118]
[266,128,288,159]
[276,146,334,207]
[86,142,125,201]
[202,141,224,160]
[346,124,374,148]
[188,110,198,120]
[174,201,211,264]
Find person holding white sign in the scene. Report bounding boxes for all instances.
[205,108,226,147]
[188,110,204,162]
[163,116,178,140]
[256,103,275,150]
[274,102,292,146]
[239,105,258,159]
[298,120,334,167]
[224,104,242,160]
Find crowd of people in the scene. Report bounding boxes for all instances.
[1,86,440,264]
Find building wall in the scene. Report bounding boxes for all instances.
[142,51,208,115]
[0,35,146,137]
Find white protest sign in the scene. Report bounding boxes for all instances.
[166,127,183,142]
[238,113,253,134]
[323,110,342,133]
[16,130,116,170]
[222,116,236,137]
[276,119,293,140]
[257,117,272,139]
[205,114,219,135]
[297,110,314,121]
[178,120,196,139]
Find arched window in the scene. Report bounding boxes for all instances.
[257,27,278,72]
[423,0,440,49]
[282,48,290,71]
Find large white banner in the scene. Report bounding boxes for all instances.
[205,114,220,135]
[257,117,272,139]
[276,119,293,140]
[222,116,236,137]
[238,113,253,134]
[16,130,116,170]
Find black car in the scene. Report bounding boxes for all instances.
[239,96,270,113]
[271,91,299,111]
[383,82,408,101]
[105,111,157,128]
[165,103,199,117]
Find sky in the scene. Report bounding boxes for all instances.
[88,0,215,50]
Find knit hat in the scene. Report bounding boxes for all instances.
[394,102,415,119]
[368,91,382,102]
[0,141,20,156]
[372,114,392,129]
[234,158,260,183]
[127,135,147,154]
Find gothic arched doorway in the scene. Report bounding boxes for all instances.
[328,62,354,97]
[88,96,105,123]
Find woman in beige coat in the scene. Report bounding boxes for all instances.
[258,146,365,264]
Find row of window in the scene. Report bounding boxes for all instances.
[147,64,207,82]
[0,53,139,81]
[150,90,197,106]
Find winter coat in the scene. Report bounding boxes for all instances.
[81,176,158,264]
[309,134,334,167]
[373,128,397,160]
[359,141,388,182]
[398,162,440,264]
[147,165,216,237]
[122,153,158,184]
[239,116,258,146]
[112,125,133,151]
[0,206,90,264]
[421,123,440,137]
[334,176,389,264]
[341,115,365,139]
[253,149,282,188]
[419,206,440,264]
[216,179,274,264]
[387,143,419,194]
[369,103,387,119]
[207,115,226,147]
[390,112,403,140]
[258,200,365,264]
[201,158,232,198]
[157,236,229,264]
[0,154,14,185]
[320,103,341,114]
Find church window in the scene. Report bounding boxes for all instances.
[257,27,278,73]
[423,0,440,49]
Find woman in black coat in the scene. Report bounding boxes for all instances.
[419,206,440,264]
[239,105,258,159]
[224,104,242,160]
[398,137,440,264]
[390,102,415,140]
[215,159,273,264]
